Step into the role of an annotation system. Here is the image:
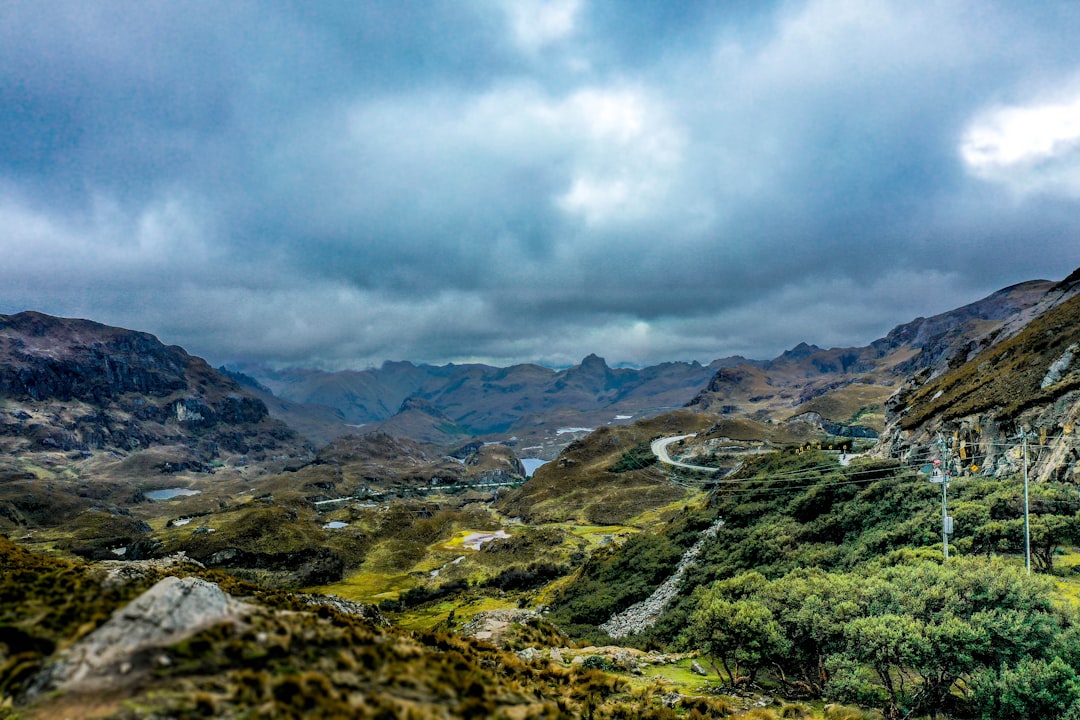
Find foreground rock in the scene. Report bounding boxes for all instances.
[31,576,249,695]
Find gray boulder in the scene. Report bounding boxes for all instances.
[32,576,248,695]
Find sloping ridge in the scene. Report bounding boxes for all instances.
[878,272,1080,482]
[687,276,1073,432]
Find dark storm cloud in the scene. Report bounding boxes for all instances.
[2,0,1080,369]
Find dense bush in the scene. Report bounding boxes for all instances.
[553,448,1080,717]
[609,442,658,473]
[482,562,569,592]
[682,558,1069,719]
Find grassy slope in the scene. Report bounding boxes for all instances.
[0,535,680,719]
[499,410,713,525]
[901,292,1080,429]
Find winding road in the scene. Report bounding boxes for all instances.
[650,434,721,473]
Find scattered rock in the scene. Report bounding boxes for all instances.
[516,647,541,663]
[297,593,389,627]
[208,547,239,564]
[549,647,565,664]
[611,649,638,671]
[600,519,724,638]
[459,609,540,646]
[661,691,682,708]
[691,660,708,676]
[98,552,204,588]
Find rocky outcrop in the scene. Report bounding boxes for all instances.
[0,311,308,463]
[31,576,249,695]
[786,411,879,439]
[460,609,541,646]
[297,593,389,626]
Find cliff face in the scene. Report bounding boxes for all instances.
[875,277,1080,483]
[0,311,308,466]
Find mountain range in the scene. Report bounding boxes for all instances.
[6,269,1080,718]
[228,354,743,454]
[5,269,1079,473]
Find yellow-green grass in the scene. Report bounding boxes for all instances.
[639,658,716,693]
[310,570,417,603]
[396,595,516,632]
[531,569,582,607]
[1052,550,1080,609]
[438,527,518,552]
[565,523,636,541]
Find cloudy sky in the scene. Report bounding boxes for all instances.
[3,1,1080,369]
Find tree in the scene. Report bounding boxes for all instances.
[1030,514,1080,573]
[842,613,928,719]
[688,593,789,685]
[972,657,1080,720]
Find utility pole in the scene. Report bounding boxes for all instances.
[933,433,952,560]
[1021,429,1032,574]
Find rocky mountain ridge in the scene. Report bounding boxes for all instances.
[687,277,1073,435]
[231,353,750,447]
[876,269,1080,483]
[0,311,309,473]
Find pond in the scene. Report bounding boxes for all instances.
[145,488,201,501]
[520,458,549,477]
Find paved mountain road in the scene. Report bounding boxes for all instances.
[650,434,721,473]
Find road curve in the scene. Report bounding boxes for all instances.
[650,434,721,473]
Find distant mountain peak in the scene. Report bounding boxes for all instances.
[579,353,609,369]
[779,342,823,360]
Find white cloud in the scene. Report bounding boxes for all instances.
[0,190,218,277]
[961,92,1080,196]
[503,0,582,52]
[553,87,684,226]
[329,81,684,235]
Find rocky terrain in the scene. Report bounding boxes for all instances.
[4,535,719,719]
[876,269,1080,483]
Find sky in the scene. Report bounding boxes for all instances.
[3,0,1080,370]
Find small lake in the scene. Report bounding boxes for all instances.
[322,521,349,529]
[145,488,201,501]
[462,530,511,550]
[556,427,594,435]
[520,458,549,477]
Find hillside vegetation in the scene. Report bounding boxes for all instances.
[499,410,714,525]
[0,535,701,719]
[548,448,1080,718]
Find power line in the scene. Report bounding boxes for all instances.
[710,473,921,497]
